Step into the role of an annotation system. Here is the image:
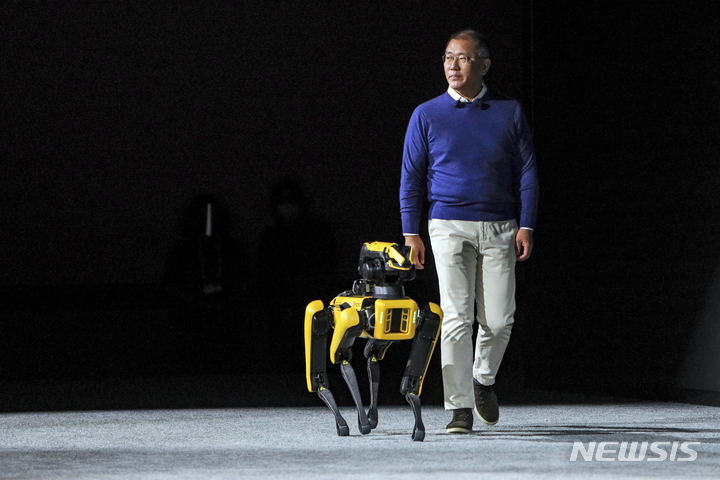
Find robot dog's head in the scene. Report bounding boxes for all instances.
[358,242,416,285]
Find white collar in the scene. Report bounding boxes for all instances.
[447,84,487,103]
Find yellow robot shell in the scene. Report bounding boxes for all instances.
[416,301,443,396]
[363,241,413,271]
[330,294,368,311]
[372,298,419,341]
[428,301,443,321]
[329,307,361,364]
[304,300,325,392]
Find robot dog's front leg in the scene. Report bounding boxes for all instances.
[305,301,349,437]
[330,307,372,435]
[400,303,443,442]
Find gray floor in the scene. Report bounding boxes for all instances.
[1,402,719,479]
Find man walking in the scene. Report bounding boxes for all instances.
[400,30,539,433]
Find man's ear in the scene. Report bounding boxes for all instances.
[481,58,491,75]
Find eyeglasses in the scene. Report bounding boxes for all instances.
[442,54,485,66]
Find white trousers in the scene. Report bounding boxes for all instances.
[429,219,517,410]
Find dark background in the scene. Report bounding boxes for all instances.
[1,1,719,410]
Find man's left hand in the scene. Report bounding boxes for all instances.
[515,229,533,261]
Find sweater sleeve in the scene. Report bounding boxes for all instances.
[513,102,540,230]
[399,107,429,235]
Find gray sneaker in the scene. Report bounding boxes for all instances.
[446,408,473,434]
[474,383,499,425]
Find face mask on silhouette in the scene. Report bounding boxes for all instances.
[277,202,301,223]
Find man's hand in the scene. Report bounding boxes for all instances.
[515,229,533,261]
[404,235,425,270]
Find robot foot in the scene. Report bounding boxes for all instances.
[317,387,350,437]
[367,406,378,430]
[405,393,425,442]
[340,361,371,434]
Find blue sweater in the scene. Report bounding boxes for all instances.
[400,91,539,234]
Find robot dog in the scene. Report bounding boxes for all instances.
[304,242,443,441]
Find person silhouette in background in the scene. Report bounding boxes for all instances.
[164,193,247,375]
[253,178,338,375]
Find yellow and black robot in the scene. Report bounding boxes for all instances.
[304,241,443,441]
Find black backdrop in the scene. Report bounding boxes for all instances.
[2,1,526,285]
[2,1,719,407]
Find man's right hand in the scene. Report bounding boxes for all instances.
[404,235,425,270]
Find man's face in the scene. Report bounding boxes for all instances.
[444,39,490,99]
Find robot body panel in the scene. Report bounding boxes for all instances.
[372,298,419,341]
[330,295,368,311]
[400,302,443,396]
[304,241,443,441]
[328,294,420,341]
[304,300,328,392]
[329,308,364,364]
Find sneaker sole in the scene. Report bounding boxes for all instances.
[474,406,499,426]
[446,426,472,434]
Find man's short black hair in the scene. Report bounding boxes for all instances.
[447,29,490,58]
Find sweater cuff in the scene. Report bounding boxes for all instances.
[401,216,420,236]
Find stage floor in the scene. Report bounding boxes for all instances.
[1,403,719,479]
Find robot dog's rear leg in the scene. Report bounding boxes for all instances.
[400,303,443,442]
[366,357,380,430]
[305,302,349,437]
[405,393,424,442]
[364,339,392,429]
